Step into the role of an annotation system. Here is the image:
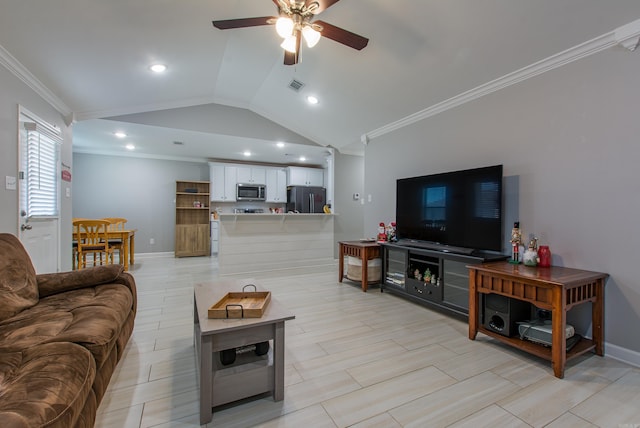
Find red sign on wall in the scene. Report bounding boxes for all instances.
[61,170,72,182]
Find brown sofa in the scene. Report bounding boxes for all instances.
[0,233,137,427]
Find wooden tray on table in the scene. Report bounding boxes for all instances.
[208,284,271,319]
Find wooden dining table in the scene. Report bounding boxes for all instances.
[74,229,136,271]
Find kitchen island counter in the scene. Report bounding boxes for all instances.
[218,213,335,275]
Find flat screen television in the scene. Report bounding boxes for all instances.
[396,165,503,254]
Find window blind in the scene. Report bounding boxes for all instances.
[22,120,61,218]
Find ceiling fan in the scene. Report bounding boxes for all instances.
[212,0,369,65]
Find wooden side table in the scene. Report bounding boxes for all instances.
[194,280,295,424]
[338,241,381,292]
[468,261,607,378]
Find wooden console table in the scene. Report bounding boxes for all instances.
[338,241,381,292]
[468,261,607,378]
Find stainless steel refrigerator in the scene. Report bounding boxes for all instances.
[286,186,326,213]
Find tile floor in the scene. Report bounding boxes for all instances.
[95,255,640,427]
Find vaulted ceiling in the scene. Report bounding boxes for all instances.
[1,1,640,163]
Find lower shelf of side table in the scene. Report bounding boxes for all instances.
[477,326,596,362]
[212,348,274,407]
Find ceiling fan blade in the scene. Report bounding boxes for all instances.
[307,0,341,14]
[212,16,275,30]
[314,20,369,50]
[284,29,302,65]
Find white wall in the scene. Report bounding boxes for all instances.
[333,151,365,257]
[0,64,74,270]
[72,153,208,253]
[363,46,640,360]
[108,103,319,147]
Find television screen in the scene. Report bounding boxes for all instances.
[396,165,503,253]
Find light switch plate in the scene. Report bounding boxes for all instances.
[5,176,16,190]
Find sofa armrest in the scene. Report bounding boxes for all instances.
[36,264,130,298]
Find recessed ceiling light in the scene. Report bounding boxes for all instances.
[149,64,167,73]
[243,150,251,157]
[114,131,127,139]
[299,156,306,162]
[125,144,135,151]
[276,142,285,148]
[306,95,319,105]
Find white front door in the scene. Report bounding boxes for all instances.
[18,216,59,273]
[17,108,61,274]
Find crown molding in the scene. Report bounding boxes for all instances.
[615,19,640,51]
[0,44,72,117]
[72,147,209,163]
[74,96,216,121]
[364,18,640,142]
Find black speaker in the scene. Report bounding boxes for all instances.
[482,294,531,337]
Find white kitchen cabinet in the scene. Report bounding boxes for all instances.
[266,168,287,203]
[210,163,237,202]
[286,166,324,187]
[236,166,266,184]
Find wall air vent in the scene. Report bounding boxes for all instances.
[288,79,305,92]
[173,141,184,145]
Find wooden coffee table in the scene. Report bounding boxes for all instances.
[193,279,295,424]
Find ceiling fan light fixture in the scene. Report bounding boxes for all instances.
[275,16,294,38]
[281,34,298,53]
[302,25,321,48]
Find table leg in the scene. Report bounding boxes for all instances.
[468,270,479,340]
[338,244,344,283]
[129,233,135,266]
[273,321,285,401]
[551,286,567,378]
[193,299,213,424]
[199,334,213,425]
[593,279,605,356]
[361,248,368,292]
[122,234,130,271]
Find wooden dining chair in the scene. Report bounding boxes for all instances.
[103,217,127,265]
[73,219,114,269]
[71,218,90,270]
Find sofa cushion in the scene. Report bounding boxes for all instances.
[0,283,134,369]
[0,342,96,428]
[37,264,124,298]
[0,234,38,322]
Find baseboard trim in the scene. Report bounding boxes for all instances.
[604,342,640,368]
[134,252,175,259]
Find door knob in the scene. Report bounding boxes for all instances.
[21,224,32,231]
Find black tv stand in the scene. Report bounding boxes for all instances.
[381,241,507,319]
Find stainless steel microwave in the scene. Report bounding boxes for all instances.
[236,183,266,201]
